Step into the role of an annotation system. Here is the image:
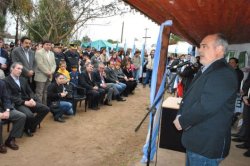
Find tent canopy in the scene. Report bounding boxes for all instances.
[82,40,113,50]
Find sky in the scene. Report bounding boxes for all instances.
[5,3,160,50]
[79,12,160,49]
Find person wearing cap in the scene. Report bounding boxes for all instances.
[64,44,80,72]
[11,36,36,90]
[83,45,94,59]
[53,43,65,71]
[34,40,56,105]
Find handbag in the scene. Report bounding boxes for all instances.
[50,101,60,109]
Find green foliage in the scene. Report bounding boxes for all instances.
[0,15,6,33]
[107,39,119,44]
[27,0,74,42]
[82,35,91,43]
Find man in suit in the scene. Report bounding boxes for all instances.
[105,61,127,96]
[5,62,49,136]
[34,40,56,105]
[173,33,238,165]
[78,62,105,110]
[93,63,115,106]
[0,80,26,153]
[11,36,36,91]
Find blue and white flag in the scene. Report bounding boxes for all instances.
[141,20,173,163]
[140,43,145,77]
[131,40,136,58]
[106,46,110,59]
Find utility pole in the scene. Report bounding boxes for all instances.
[120,21,124,43]
[142,28,151,46]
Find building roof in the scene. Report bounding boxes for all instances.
[123,0,250,45]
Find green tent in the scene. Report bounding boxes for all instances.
[82,40,113,50]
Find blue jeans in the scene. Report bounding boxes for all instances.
[114,82,126,94]
[186,150,224,166]
[60,101,74,115]
[143,69,152,85]
[133,68,140,81]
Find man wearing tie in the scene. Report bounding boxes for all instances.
[11,36,36,91]
[93,63,115,106]
[34,40,56,105]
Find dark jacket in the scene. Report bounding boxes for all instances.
[104,67,118,83]
[64,50,79,72]
[47,82,65,106]
[242,72,250,97]
[4,76,38,107]
[235,68,244,91]
[93,71,107,87]
[178,58,238,158]
[78,71,97,91]
[123,68,134,79]
[0,80,13,112]
[0,48,11,75]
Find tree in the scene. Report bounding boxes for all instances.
[20,0,128,43]
[0,0,10,35]
[107,39,119,44]
[82,35,91,43]
[8,0,33,44]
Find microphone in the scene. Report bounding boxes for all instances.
[167,61,190,69]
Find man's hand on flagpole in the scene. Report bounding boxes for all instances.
[173,115,182,131]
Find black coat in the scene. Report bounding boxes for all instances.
[0,80,13,112]
[47,82,65,106]
[104,67,118,83]
[4,76,38,107]
[78,71,97,91]
[178,59,238,158]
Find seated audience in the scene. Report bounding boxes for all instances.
[0,80,26,153]
[78,62,105,110]
[114,62,137,96]
[5,62,49,137]
[105,61,126,96]
[47,73,74,122]
[93,63,116,106]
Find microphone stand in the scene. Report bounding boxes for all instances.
[135,72,178,166]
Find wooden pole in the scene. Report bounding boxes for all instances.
[155,26,171,94]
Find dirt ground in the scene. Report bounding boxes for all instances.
[1,85,150,166]
[1,85,250,166]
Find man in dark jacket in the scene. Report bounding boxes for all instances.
[78,62,105,110]
[174,33,238,165]
[0,80,26,153]
[5,62,49,137]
